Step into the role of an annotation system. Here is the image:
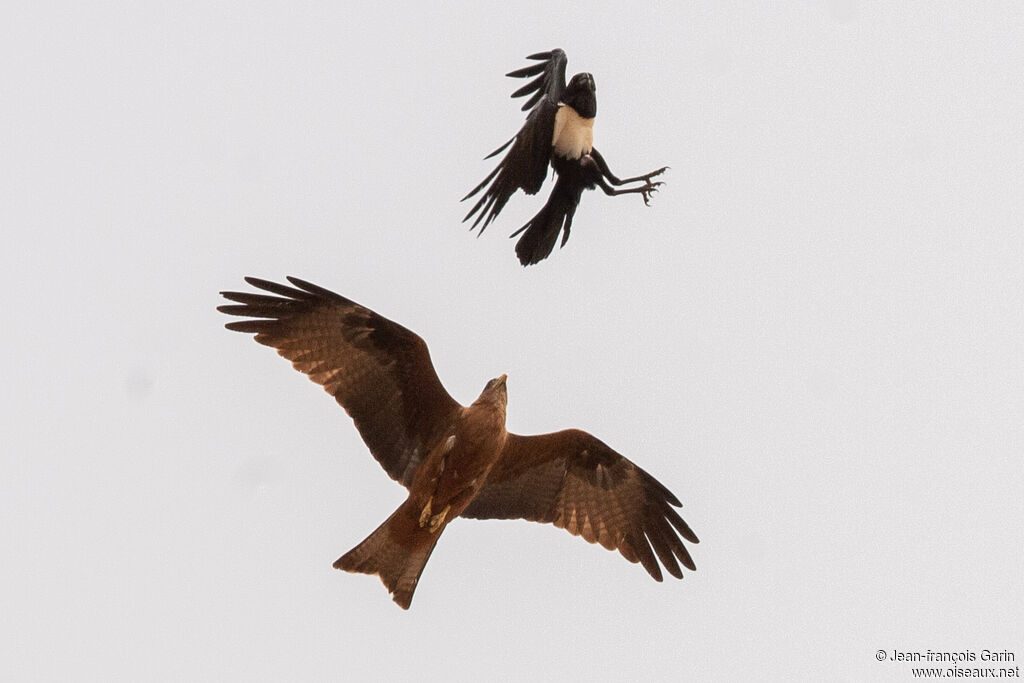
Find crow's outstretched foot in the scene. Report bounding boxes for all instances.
[641,181,664,206]
[643,166,669,181]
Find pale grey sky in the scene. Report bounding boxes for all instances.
[3,2,1022,681]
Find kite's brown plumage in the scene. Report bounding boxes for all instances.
[219,277,698,608]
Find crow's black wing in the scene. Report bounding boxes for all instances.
[507,49,568,111]
[462,50,569,233]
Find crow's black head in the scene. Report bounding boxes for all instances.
[563,72,597,119]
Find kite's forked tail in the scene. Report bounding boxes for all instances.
[333,501,442,610]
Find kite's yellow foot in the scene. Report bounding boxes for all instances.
[418,498,433,528]
[428,504,451,534]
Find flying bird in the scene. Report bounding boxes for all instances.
[463,49,668,266]
[219,277,699,609]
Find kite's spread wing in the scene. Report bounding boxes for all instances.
[219,277,462,487]
[462,429,698,580]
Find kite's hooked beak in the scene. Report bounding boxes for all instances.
[497,373,508,386]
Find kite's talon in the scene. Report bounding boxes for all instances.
[419,498,433,528]
[428,504,451,533]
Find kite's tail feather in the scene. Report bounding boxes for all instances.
[512,174,584,266]
[333,502,442,610]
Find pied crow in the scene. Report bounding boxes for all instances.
[463,49,667,266]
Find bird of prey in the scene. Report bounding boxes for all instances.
[219,277,698,609]
[463,49,668,266]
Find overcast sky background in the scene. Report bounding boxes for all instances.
[3,2,1023,681]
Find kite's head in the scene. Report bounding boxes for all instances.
[564,73,596,119]
[485,373,507,393]
[477,373,508,409]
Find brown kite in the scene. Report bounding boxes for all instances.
[219,277,698,608]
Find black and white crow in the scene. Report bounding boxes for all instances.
[463,49,667,266]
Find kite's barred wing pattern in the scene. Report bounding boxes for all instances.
[219,277,461,487]
[462,429,698,580]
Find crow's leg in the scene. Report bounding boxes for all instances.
[583,155,662,206]
[590,148,668,186]
[593,175,662,205]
